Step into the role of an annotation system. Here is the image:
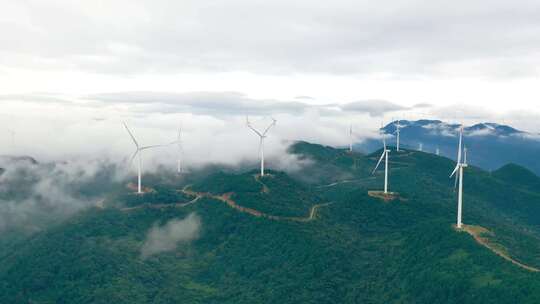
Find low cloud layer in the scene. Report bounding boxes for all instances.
[0,92,395,165]
[0,157,126,234]
[340,100,407,117]
[85,91,311,117]
[140,213,201,259]
[2,92,539,169]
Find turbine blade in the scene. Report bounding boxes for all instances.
[123,122,139,148]
[129,150,139,166]
[248,125,264,137]
[372,151,386,174]
[175,124,183,150]
[246,117,264,137]
[262,118,277,136]
[456,127,463,164]
[450,164,459,178]
[140,144,165,150]
[178,125,182,141]
[454,172,459,189]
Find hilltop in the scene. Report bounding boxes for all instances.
[1,141,540,303]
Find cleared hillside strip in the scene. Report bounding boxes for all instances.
[462,225,540,272]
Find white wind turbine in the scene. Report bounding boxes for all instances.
[169,124,184,174]
[450,127,468,229]
[246,116,277,177]
[123,122,165,194]
[394,119,402,151]
[372,128,391,194]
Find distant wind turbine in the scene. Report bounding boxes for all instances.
[372,129,390,194]
[436,146,440,156]
[246,116,277,176]
[169,124,184,174]
[450,127,468,229]
[394,120,402,151]
[123,122,165,194]
[349,124,353,153]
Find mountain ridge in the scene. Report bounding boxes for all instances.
[357,119,540,176]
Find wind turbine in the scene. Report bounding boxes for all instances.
[169,124,184,174]
[123,122,164,194]
[372,129,390,194]
[349,124,353,153]
[246,116,277,176]
[394,120,402,151]
[450,127,468,229]
[436,146,440,156]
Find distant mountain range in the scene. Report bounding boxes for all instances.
[0,155,38,165]
[356,119,540,175]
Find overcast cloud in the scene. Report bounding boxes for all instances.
[1,0,540,162]
[2,0,540,77]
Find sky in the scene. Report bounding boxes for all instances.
[1,0,540,162]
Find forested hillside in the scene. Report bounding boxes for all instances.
[1,142,540,303]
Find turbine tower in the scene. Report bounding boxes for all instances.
[123,122,164,194]
[372,131,390,194]
[246,116,277,176]
[450,127,468,229]
[436,146,440,156]
[394,120,402,151]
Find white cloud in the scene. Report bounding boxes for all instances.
[467,128,495,137]
[0,157,124,234]
[420,122,458,137]
[140,213,201,259]
[340,99,407,117]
